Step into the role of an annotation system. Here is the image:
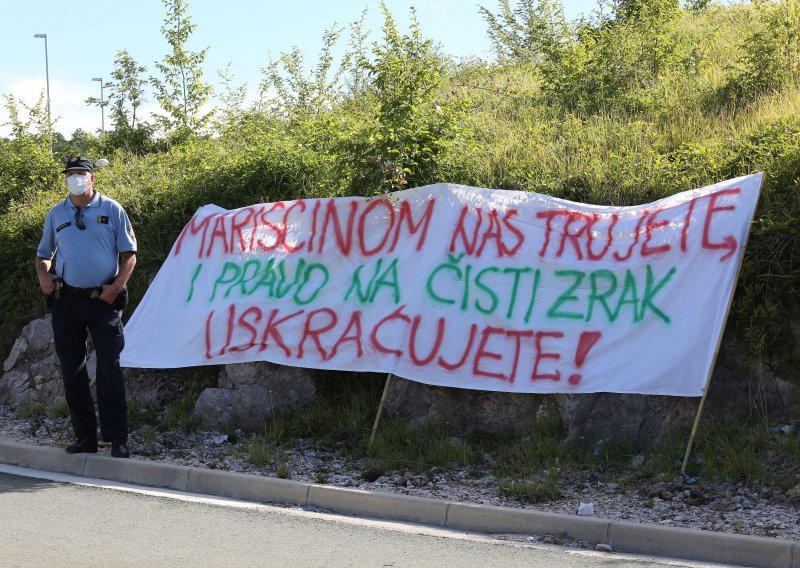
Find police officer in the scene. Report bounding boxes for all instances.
[36,156,137,458]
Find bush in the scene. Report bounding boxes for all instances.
[721,0,800,104]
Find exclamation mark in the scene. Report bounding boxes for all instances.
[568,332,602,385]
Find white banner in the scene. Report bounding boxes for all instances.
[121,174,762,396]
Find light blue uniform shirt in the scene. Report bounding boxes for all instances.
[37,191,137,288]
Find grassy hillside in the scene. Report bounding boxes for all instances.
[0,1,797,373]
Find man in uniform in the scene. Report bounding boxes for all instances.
[36,156,137,458]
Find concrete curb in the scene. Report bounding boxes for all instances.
[307,484,449,526]
[0,440,796,568]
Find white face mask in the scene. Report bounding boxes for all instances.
[67,174,90,196]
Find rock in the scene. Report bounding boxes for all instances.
[3,337,28,372]
[193,362,317,431]
[559,393,696,449]
[687,488,708,503]
[576,502,594,516]
[123,368,184,403]
[709,341,800,421]
[193,388,235,430]
[383,377,554,433]
[630,454,645,468]
[647,483,674,499]
[541,533,566,545]
[0,315,184,408]
[595,543,613,552]
[0,316,63,406]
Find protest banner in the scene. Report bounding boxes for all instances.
[121,174,762,399]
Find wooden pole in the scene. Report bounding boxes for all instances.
[369,373,393,449]
[681,182,761,475]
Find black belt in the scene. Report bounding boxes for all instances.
[62,283,104,299]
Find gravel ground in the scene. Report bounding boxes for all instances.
[2,405,799,544]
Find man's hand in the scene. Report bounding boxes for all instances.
[38,272,57,295]
[99,283,121,305]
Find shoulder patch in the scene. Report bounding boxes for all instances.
[56,222,71,233]
[127,224,136,241]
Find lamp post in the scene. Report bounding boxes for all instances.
[92,77,105,134]
[33,33,51,151]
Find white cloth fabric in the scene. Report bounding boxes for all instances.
[121,174,762,397]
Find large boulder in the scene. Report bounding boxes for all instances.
[383,378,555,432]
[123,368,185,404]
[558,393,696,448]
[193,362,317,431]
[0,316,77,406]
[705,339,800,420]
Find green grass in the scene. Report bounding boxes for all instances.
[246,438,276,468]
[141,424,157,444]
[128,399,159,430]
[245,434,291,479]
[162,392,202,432]
[640,436,685,483]
[253,372,383,449]
[693,420,770,485]
[497,473,564,504]
[17,402,47,421]
[490,414,570,479]
[49,398,70,419]
[368,419,483,474]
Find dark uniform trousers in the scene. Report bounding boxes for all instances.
[51,291,128,442]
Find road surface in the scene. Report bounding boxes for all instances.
[0,468,724,568]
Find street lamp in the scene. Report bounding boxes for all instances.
[92,77,105,134]
[33,33,51,151]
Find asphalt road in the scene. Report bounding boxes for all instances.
[0,470,717,568]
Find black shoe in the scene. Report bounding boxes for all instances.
[111,437,130,459]
[65,437,98,454]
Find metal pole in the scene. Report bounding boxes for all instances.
[369,373,393,449]
[93,77,105,133]
[34,34,51,151]
[100,79,104,134]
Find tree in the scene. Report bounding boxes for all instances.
[726,0,800,101]
[0,95,59,211]
[150,0,213,138]
[606,0,680,23]
[106,50,148,130]
[479,0,570,63]
[86,50,154,154]
[347,2,466,194]
[260,25,347,119]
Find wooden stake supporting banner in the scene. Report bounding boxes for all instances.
[369,373,393,449]
[681,183,761,475]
